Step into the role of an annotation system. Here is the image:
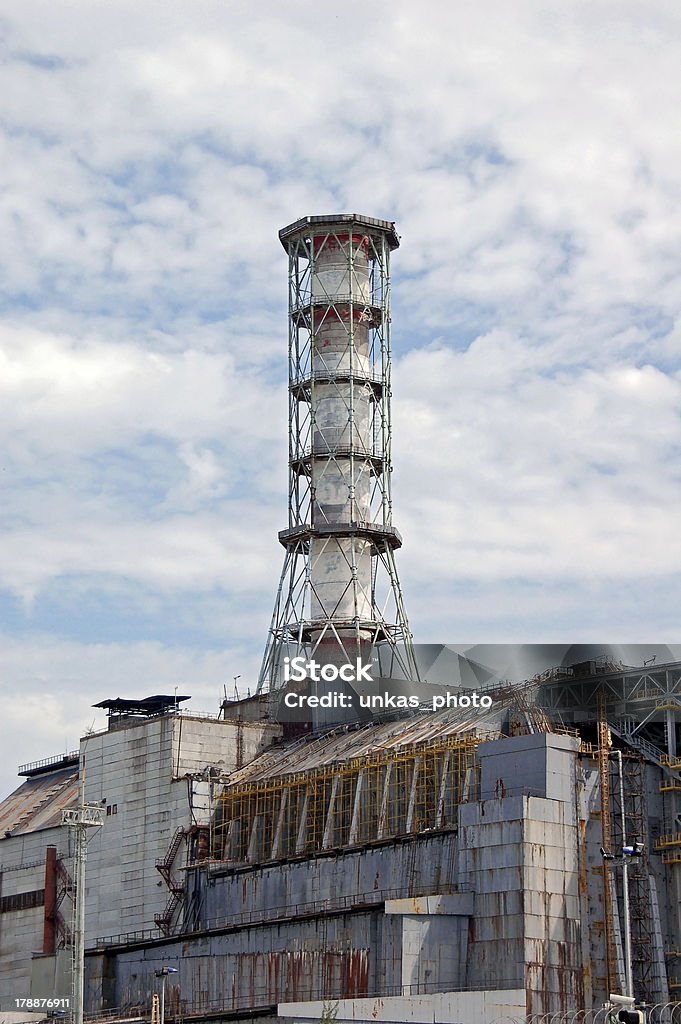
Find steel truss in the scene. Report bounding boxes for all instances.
[540,663,681,723]
[258,215,418,692]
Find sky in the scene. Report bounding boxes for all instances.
[1,0,681,797]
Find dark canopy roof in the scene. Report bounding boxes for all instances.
[93,695,191,716]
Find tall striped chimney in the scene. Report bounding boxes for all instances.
[258,215,417,693]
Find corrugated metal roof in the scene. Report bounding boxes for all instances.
[0,766,79,837]
[224,701,513,786]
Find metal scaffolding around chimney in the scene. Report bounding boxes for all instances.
[258,215,418,695]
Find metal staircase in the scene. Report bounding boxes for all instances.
[54,857,74,947]
[610,720,669,770]
[154,827,186,936]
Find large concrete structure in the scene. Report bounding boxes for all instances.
[2,666,681,1022]
[0,699,278,1005]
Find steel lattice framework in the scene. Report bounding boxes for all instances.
[258,215,418,692]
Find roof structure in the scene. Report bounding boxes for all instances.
[92,695,191,717]
[0,765,79,837]
[278,213,400,251]
[223,699,513,786]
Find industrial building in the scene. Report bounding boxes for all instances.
[1,218,680,1024]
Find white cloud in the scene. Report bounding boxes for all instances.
[394,339,681,589]
[0,321,285,460]
[0,321,287,602]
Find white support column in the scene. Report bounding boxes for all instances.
[349,769,365,845]
[225,819,239,861]
[377,763,394,840]
[296,789,310,855]
[322,775,341,850]
[406,757,421,833]
[435,751,451,828]
[246,814,261,864]
[271,788,289,859]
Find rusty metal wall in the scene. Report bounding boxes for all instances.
[96,914,377,1014]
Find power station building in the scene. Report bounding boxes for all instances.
[1,218,680,1024]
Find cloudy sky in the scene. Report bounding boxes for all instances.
[1,0,680,796]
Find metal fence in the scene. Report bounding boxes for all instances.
[81,998,681,1024]
[491,1006,681,1024]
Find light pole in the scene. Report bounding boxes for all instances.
[61,771,103,1024]
[155,966,178,1024]
[616,749,634,1000]
[600,751,645,1004]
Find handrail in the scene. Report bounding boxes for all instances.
[18,750,80,776]
[93,882,472,949]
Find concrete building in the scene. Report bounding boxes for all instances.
[1,671,680,1022]
[0,753,79,1003]
[0,696,278,1005]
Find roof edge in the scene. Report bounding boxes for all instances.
[279,214,400,251]
[18,751,80,778]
